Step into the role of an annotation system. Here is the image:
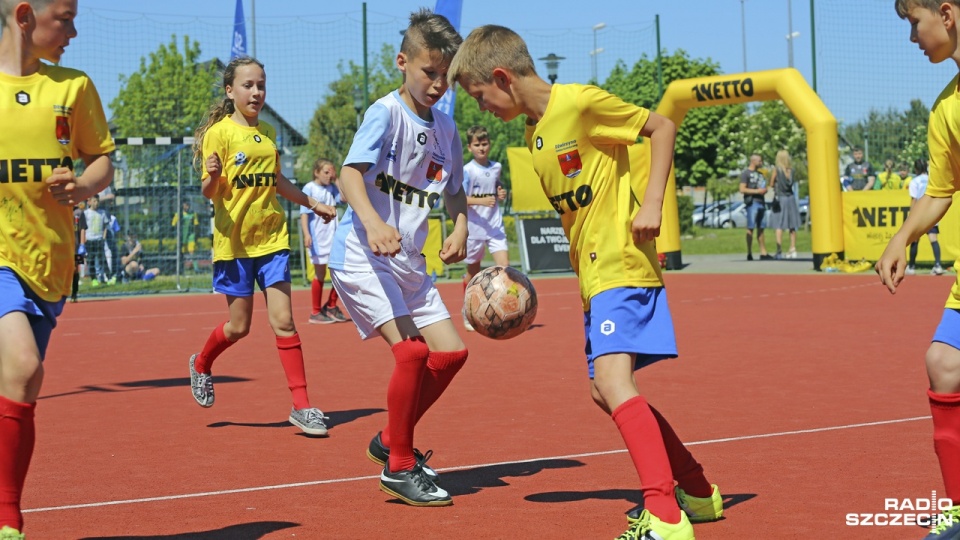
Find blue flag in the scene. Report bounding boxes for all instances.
[433,0,462,118]
[231,0,247,59]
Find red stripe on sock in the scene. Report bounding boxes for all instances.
[385,337,429,472]
[311,279,323,315]
[277,333,310,410]
[195,322,235,374]
[612,396,682,524]
[0,396,35,531]
[929,389,960,503]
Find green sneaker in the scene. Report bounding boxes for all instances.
[616,510,693,540]
[676,484,723,523]
[0,526,24,540]
[924,505,960,539]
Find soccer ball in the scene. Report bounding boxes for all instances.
[462,266,538,340]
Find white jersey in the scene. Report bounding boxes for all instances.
[300,182,341,258]
[910,172,929,200]
[464,159,504,239]
[330,91,463,279]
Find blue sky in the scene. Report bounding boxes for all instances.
[72,0,953,134]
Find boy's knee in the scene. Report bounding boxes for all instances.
[225,323,251,341]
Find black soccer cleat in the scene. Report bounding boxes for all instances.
[366,431,440,482]
[379,463,452,507]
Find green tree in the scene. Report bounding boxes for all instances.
[841,99,929,171]
[717,100,808,191]
[110,35,217,184]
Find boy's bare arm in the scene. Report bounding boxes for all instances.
[300,213,312,246]
[340,164,401,256]
[876,194,951,293]
[632,112,676,244]
[47,154,113,206]
[440,188,469,264]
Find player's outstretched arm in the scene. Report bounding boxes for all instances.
[440,188,469,264]
[876,194,951,294]
[277,172,335,221]
[47,153,113,206]
[340,163,401,257]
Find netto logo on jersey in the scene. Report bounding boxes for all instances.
[0,156,73,183]
[691,77,754,102]
[375,172,441,209]
[548,184,594,215]
[231,172,276,188]
[15,91,29,105]
[852,205,911,227]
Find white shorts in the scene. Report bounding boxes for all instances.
[330,267,450,340]
[464,230,509,264]
[310,252,330,266]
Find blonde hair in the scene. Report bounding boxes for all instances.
[895,0,960,18]
[313,158,334,174]
[0,0,53,27]
[400,8,461,62]
[449,25,536,85]
[775,150,792,171]
[192,56,265,169]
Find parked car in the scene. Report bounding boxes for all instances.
[699,201,747,228]
[693,201,737,227]
[798,197,809,225]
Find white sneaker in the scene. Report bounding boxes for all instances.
[906,265,916,275]
[932,264,945,275]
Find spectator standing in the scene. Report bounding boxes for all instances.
[739,154,772,260]
[769,149,801,259]
[845,147,876,191]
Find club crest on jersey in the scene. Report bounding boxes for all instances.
[426,161,444,183]
[557,148,582,178]
[235,151,247,166]
[15,91,29,105]
[55,116,70,145]
[253,134,262,143]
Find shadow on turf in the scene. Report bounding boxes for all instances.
[207,407,385,433]
[38,376,251,400]
[383,458,585,502]
[524,489,757,515]
[78,520,298,539]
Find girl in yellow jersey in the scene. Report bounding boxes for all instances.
[188,57,336,437]
[0,1,115,537]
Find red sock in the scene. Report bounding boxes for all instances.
[612,396,681,525]
[311,279,323,315]
[929,389,960,503]
[649,405,713,498]
[326,287,339,309]
[277,334,310,410]
[195,322,236,374]
[385,337,429,472]
[0,396,35,531]
[414,349,468,424]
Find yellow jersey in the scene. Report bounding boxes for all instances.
[525,84,662,310]
[0,65,114,301]
[201,117,288,261]
[922,74,960,308]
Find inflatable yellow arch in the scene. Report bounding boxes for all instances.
[656,67,842,270]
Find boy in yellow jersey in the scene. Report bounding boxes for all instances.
[878,2,960,538]
[450,25,721,540]
[0,1,115,537]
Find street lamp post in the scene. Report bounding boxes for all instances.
[786,0,799,68]
[539,53,565,85]
[591,22,606,83]
[740,0,747,72]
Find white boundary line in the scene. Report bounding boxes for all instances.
[25,415,930,514]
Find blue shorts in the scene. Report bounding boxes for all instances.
[213,250,291,296]
[583,287,678,379]
[0,267,65,360]
[933,308,960,350]
[745,201,766,229]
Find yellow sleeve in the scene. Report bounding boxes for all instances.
[580,86,650,147]
[201,123,226,181]
[926,100,957,198]
[74,76,115,157]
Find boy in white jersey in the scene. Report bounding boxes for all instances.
[300,158,348,324]
[878,4,960,537]
[329,9,468,507]
[904,158,944,276]
[451,25,722,540]
[461,125,509,331]
[0,1,115,536]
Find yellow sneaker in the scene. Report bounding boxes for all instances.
[616,509,694,540]
[676,484,723,523]
[0,526,24,540]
